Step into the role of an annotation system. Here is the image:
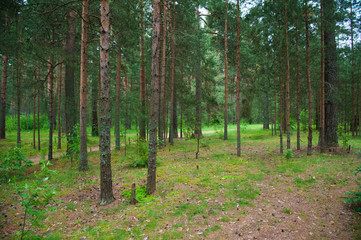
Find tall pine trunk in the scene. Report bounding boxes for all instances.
[38,87,41,151]
[79,0,89,171]
[16,56,21,147]
[224,0,229,140]
[305,0,313,155]
[65,10,77,154]
[236,0,241,156]
[57,63,62,149]
[159,0,167,147]
[139,0,146,141]
[324,0,338,147]
[33,79,36,149]
[91,72,98,136]
[195,7,202,138]
[319,0,325,152]
[350,2,355,136]
[284,0,291,150]
[0,14,9,139]
[169,1,176,146]
[99,0,115,205]
[278,52,283,153]
[147,0,161,195]
[115,47,122,150]
[296,21,301,150]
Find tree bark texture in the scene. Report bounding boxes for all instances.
[0,15,9,139]
[284,0,291,150]
[99,0,115,205]
[296,22,301,150]
[17,56,21,147]
[79,0,89,171]
[305,0,313,155]
[350,2,355,136]
[159,0,168,147]
[91,71,98,136]
[65,10,77,154]
[115,47,122,150]
[319,0,325,152]
[57,63,62,149]
[224,0,229,140]
[147,0,161,195]
[263,78,269,130]
[169,2,176,146]
[195,7,202,138]
[236,0,241,156]
[324,0,338,147]
[139,0,146,141]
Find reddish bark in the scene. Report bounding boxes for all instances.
[79,0,89,171]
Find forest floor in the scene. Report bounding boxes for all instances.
[1,125,361,239]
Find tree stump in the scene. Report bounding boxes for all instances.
[130,183,137,205]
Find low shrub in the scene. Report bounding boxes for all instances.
[0,147,32,183]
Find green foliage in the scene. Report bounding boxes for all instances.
[344,152,361,212]
[284,149,294,160]
[121,185,154,204]
[6,115,49,131]
[66,124,80,162]
[0,147,32,183]
[12,160,58,239]
[132,138,148,168]
[337,125,350,150]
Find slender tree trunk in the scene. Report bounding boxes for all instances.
[224,0,229,140]
[169,2,176,146]
[263,77,269,130]
[359,58,361,137]
[173,90,178,138]
[57,63,62,149]
[284,0,291,150]
[79,0,89,171]
[159,0,168,147]
[274,92,277,136]
[305,0,313,155]
[0,15,9,139]
[296,22,301,150]
[48,60,54,161]
[37,87,40,151]
[16,56,21,147]
[99,0,115,205]
[65,10,77,154]
[350,2,355,136]
[278,51,283,153]
[115,47,122,150]
[180,105,183,138]
[33,86,36,149]
[139,0,146,141]
[147,0,161,195]
[324,0,338,147]
[91,69,98,136]
[319,0,325,153]
[236,0,241,156]
[195,7,202,138]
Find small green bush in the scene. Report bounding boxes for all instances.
[0,147,32,182]
[132,138,148,168]
[121,185,154,204]
[12,159,58,239]
[284,149,294,159]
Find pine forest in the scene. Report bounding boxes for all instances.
[1,0,361,239]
